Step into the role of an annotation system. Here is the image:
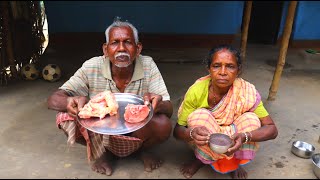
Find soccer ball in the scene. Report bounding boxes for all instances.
[42,64,62,82]
[20,63,40,80]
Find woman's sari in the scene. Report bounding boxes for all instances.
[180,76,262,174]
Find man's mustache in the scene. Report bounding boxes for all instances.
[115,52,130,59]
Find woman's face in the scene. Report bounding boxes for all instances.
[208,49,239,89]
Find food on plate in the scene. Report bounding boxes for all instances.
[78,91,119,119]
[124,104,150,123]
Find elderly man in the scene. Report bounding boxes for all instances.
[47,18,173,176]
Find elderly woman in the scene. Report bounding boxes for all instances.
[173,45,278,179]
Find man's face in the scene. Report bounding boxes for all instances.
[103,26,142,68]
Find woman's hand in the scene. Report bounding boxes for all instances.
[66,96,88,118]
[226,132,244,155]
[190,126,211,146]
[143,92,162,112]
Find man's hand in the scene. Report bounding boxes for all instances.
[190,126,211,146]
[66,96,88,118]
[143,92,162,113]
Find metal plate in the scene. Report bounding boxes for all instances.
[77,93,153,135]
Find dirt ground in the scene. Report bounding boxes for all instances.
[0,44,319,179]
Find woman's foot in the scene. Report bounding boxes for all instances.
[230,166,248,179]
[180,158,204,179]
[140,152,163,172]
[91,152,113,176]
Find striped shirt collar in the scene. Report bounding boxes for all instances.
[101,55,144,81]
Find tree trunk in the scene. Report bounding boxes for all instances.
[2,1,18,78]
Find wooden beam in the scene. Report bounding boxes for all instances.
[240,1,252,62]
[267,1,298,101]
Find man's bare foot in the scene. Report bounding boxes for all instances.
[180,158,204,179]
[91,152,113,176]
[140,152,163,172]
[230,166,247,179]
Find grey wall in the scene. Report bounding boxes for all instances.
[278,1,320,40]
[292,1,320,40]
[45,1,244,34]
[44,1,320,40]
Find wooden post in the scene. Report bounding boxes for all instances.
[10,1,19,19]
[240,1,252,62]
[267,1,297,101]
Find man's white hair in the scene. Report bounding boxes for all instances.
[105,17,139,44]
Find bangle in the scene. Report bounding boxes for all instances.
[243,132,248,144]
[189,127,196,140]
[247,131,252,142]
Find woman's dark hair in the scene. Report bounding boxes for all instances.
[203,45,242,71]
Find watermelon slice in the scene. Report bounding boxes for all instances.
[124,104,150,123]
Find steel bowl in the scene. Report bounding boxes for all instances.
[312,153,320,179]
[209,133,233,154]
[291,140,315,159]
